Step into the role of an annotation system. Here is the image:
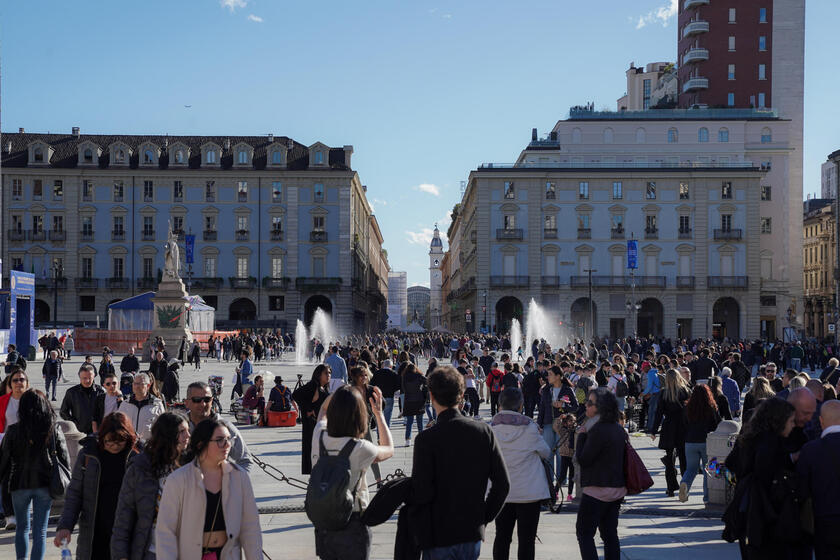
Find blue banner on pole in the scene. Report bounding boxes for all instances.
[185,235,195,264]
[627,240,638,269]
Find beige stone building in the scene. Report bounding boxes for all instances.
[803,199,836,339]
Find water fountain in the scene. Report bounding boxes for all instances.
[308,308,335,350]
[524,298,566,352]
[509,318,523,357]
[294,319,309,364]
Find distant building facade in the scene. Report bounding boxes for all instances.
[406,285,430,327]
[822,159,838,199]
[0,129,388,334]
[428,225,444,328]
[387,271,407,330]
[803,198,836,340]
[616,62,677,111]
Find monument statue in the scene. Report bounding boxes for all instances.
[164,220,180,279]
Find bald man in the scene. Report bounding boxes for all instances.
[786,388,818,459]
[797,400,840,559]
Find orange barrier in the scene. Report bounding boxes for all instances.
[73,328,239,354]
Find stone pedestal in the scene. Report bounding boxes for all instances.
[148,276,193,359]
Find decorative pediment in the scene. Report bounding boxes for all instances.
[541,244,561,254]
[29,203,47,213]
[500,202,520,213]
[29,245,47,256]
[170,205,188,215]
[499,244,519,254]
[309,246,328,256]
[642,244,662,255]
[266,142,288,168]
[139,142,161,166]
[608,244,625,255]
[675,204,693,214]
[139,205,158,215]
[109,246,129,255]
[642,204,660,214]
[309,206,329,216]
[718,203,737,213]
[77,141,102,166]
[107,141,132,167]
[308,142,329,167]
[268,205,286,216]
[110,205,129,215]
[542,203,561,212]
[168,142,190,166]
[138,245,158,255]
[79,205,97,214]
[200,142,222,167]
[717,244,737,255]
[608,204,627,214]
[201,246,220,256]
[575,244,594,254]
[232,142,254,167]
[234,206,252,215]
[233,246,252,256]
[676,244,696,255]
[576,203,594,213]
[268,247,287,256]
[28,140,53,166]
[78,245,97,256]
[202,206,220,216]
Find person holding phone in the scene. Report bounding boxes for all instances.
[537,366,578,483]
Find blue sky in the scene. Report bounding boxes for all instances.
[1,0,834,287]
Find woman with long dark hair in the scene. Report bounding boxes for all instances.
[0,390,69,560]
[707,375,733,420]
[575,388,626,560]
[111,412,191,560]
[651,368,690,496]
[55,411,140,560]
[742,377,775,424]
[156,418,261,559]
[293,363,331,474]
[679,384,721,503]
[349,363,382,484]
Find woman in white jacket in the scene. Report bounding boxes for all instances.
[155,417,262,560]
[490,387,551,560]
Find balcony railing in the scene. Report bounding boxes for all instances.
[577,228,591,239]
[490,275,529,287]
[676,276,696,289]
[543,228,558,239]
[271,230,284,241]
[636,276,667,288]
[541,276,561,287]
[193,277,223,289]
[678,228,693,239]
[8,229,25,241]
[296,277,343,291]
[571,275,666,289]
[238,192,248,202]
[684,0,710,10]
[205,193,216,202]
[310,231,328,242]
[682,20,709,37]
[80,230,95,241]
[30,230,46,241]
[172,229,185,241]
[235,230,250,241]
[496,228,523,241]
[262,277,291,289]
[229,277,257,289]
[75,278,99,289]
[683,48,709,64]
[682,77,710,93]
[35,277,67,289]
[203,230,217,241]
[48,230,66,242]
[611,228,625,239]
[112,230,125,241]
[137,277,157,290]
[645,228,659,239]
[708,276,749,289]
[142,231,155,241]
[714,228,743,240]
[106,277,130,289]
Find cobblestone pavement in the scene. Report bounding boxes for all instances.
[0,354,740,559]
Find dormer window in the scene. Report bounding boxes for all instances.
[175,150,184,164]
[84,149,93,163]
[206,150,216,164]
[314,151,324,165]
[34,148,44,162]
[272,151,284,165]
[144,150,154,164]
[238,150,247,164]
[115,149,126,164]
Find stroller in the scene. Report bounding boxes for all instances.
[208,375,224,416]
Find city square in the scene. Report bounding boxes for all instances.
[1,0,838,559]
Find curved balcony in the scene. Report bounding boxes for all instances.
[684,0,709,9]
[682,20,709,37]
[682,77,709,93]
[683,48,709,64]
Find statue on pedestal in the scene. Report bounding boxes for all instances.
[164,221,180,279]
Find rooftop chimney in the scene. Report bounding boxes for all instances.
[550,131,558,142]
[532,128,538,141]
[343,145,354,169]
[72,126,80,137]
[224,138,231,150]
[18,128,24,134]
[5,141,11,153]
[268,133,274,143]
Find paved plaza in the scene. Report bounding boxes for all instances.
[0,354,741,559]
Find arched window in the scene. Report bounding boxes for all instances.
[144,150,154,163]
[761,127,772,143]
[115,149,125,163]
[83,148,93,162]
[206,150,216,164]
[34,147,44,162]
[698,128,709,143]
[718,128,729,142]
[571,128,582,144]
[238,150,248,164]
[603,128,614,144]
[635,128,646,144]
[272,151,284,164]
[175,150,184,163]
[667,128,678,143]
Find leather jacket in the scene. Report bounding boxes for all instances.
[0,423,70,491]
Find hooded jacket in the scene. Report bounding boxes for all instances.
[490,411,551,503]
[117,395,165,442]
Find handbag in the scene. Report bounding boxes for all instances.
[540,456,562,513]
[624,440,653,495]
[47,430,71,500]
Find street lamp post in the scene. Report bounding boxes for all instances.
[585,268,596,340]
[53,262,60,330]
[483,291,487,332]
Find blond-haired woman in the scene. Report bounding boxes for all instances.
[650,369,690,497]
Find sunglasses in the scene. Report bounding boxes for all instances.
[191,396,213,404]
[585,400,596,407]
[104,381,117,387]
[11,378,26,384]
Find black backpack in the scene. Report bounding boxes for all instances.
[16,354,27,371]
[615,378,629,398]
[305,433,359,531]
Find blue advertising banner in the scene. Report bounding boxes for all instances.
[627,240,638,269]
[9,270,36,356]
[185,234,195,264]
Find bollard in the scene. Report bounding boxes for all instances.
[705,419,740,506]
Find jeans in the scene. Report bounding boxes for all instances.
[382,397,394,427]
[493,501,541,560]
[616,396,626,412]
[645,392,660,433]
[490,392,501,415]
[791,358,802,372]
[541,425,561,480]
[11,487,53,560]
[523,395,539,418]
[405,414,424,440]
[464,388,479,417]
[44,376,57,399]
[681,442,708,501]
[423,541,481,560]
[576,493,621,560]
[425,404,436,422]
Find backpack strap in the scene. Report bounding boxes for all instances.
[337,438,357,459]
[318,431,328,457]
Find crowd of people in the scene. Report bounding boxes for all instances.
[0,330,839,559]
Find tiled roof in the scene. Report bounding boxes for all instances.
[0,132,351,171]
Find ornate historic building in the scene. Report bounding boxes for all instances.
[803,198,835,340]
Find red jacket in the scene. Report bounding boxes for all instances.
[0,393,13,433]
[486,369,505,393]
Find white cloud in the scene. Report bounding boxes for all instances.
[405,228,436,245]
[634,0,677,29]
[415,183,441,196]
[247,14,263,22]
[220,0,247,13]
[442,13,452,19]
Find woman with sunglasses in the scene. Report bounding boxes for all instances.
[0,367,30,529]
[293,364,331,474]
[156,418,261,559]
[111,412,190,560]
[54,412,140,560]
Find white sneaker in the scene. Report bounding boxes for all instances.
[678,482,689,503]
[5,516,15,530]
[404,439,411,447]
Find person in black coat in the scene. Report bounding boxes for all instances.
[370,360,400,427]
[401,363,428,445]
[98,355,116,385]
[688,349,717,383]
[411,366,510,556]
[575,388,627,560]
[119,348,140,374]
[148,351,168,387]
[651,369,690,496]
[292,364,330,474]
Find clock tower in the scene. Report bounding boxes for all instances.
[429,224,444,329]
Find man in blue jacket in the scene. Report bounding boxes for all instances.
[640,361,661,433]
[324,345,347,393]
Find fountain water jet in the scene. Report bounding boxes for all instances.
[524,298,566,353]
[309,308,335,351]
[509,318,523,359]
[295,319,309,364]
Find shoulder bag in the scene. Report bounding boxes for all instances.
[48,429,71,499]
[624,440,653,495]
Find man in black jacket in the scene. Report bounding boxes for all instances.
[371,359,400,427]
[797,400,840,559]
[688,349,717,383]
[120,347,140,374]
[59,364,104,435]
[42,349,62,400]
[727,352,751,391]
[411,365,510,558]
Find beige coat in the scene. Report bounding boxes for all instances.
[155,459,262,560]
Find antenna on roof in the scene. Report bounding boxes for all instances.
[268,133,274,142]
